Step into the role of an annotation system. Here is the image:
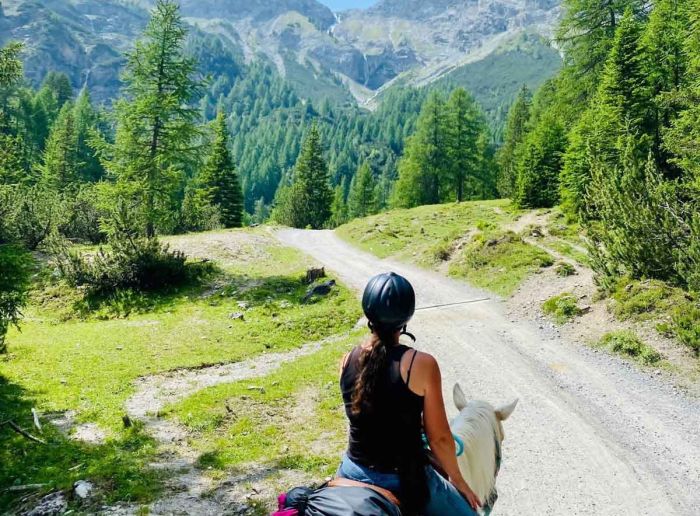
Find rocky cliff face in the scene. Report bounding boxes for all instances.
[1,0,561,106]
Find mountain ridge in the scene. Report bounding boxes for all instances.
[0,0,562,107]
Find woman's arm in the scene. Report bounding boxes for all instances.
[420,354,482,511]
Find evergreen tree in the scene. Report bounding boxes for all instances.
[41,71,73,109]
[556,0,647,101]
[199,110,243,228]
[639,0,691,175]
[330,177,349,228]
[597,9,650,130]
[272,123,332,229]
[101,0,202,237]
[347,162,377,218]
[497,86,532,198]
[39,101,79,190]
[663,0,700,185]
[515,113,567,208]
[391,91,449,208]
[73,88,104,182]
[446,88,486,202]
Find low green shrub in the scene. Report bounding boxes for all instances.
[599,331,662,365]
[671,305,700,354]
[542,293,582,323]
[611,278,680,320]
[57,236,212,295]
[555,262,577,277]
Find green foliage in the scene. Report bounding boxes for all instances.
[449,231,554,296]
[0,42,23,87]
[0,245,32,353]
[0,185,64,250]
[39,101,80,189]
[329,178,349,228]
[671,305,700,354]
[272,124,332,229]
[542,292,583,324]
[514,112,566,208]
[555,262,577,277]
[598,331,662,365]
[198,110,244,228]
[391,89,494,209]
[497,86,531,198]
[587,136,690,291]
[347,161,378,219]
[101,0,202,237]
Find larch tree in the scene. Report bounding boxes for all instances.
[348,162,377,218]
[39,101,79,190]
[273,123,332,229]
[497,86,532,199]
[102,0,202,237]
[330,177,349,228]
[199,110,243,228]
[391,91,449,208]
[446,88,486,202]
[515,112,567,209]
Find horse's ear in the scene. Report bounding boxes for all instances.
[453,383,468,411]
[496,399,519,421]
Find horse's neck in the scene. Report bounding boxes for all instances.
[454,420,498,502]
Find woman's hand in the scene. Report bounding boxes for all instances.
[452,478,482,511]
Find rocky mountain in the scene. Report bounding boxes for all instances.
[0,0,562,107]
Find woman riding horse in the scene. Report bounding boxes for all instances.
[336,272,481,515]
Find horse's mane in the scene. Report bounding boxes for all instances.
[451,401,500,503]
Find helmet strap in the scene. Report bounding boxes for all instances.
[401,325,416,342]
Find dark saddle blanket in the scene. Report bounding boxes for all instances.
[273,484,402,516]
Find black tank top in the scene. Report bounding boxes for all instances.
[341,344,425,472]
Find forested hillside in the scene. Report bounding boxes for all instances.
[492,0,700,350]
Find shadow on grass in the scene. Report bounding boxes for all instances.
[0,375,163,513]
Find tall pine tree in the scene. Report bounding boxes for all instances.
[199,110,243,228]
[391,91,449,208]
[497,86,532,198]
[348,162,377,218]
[446,88,487,202]
[39,101,79,190]
[101,0,201,237]
[273,123,332,229]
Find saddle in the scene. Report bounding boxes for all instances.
[272,478,402,516]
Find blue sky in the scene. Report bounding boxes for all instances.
[320,1,377,11]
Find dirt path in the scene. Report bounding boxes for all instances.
[276,228,700,516]
[115,336,344,515]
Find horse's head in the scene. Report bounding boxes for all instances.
[450,383,518,510]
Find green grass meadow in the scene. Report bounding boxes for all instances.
[0,229,361,511]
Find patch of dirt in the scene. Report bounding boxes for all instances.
[165,231,273,269]
[111,333,351,515]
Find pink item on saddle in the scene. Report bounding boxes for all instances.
[270,493,298,516]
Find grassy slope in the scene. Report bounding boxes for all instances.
[0,229,361,510]
[337,200,553,296]
[166,332,360,479]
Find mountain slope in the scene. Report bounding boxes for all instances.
[1,0,562,107]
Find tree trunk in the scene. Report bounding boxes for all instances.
[0,327,7,355]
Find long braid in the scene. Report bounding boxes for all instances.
[350,324,394,415]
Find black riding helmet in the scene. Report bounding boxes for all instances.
[362,272,416,338]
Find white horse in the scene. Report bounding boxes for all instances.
[450,383,518,515]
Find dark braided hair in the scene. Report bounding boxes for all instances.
[350,323,396,415]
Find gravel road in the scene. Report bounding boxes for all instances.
[276,228,700,516]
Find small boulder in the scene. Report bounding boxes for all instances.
[73,480,94,500]
[229,312,245,321]
[26,492,67,516]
